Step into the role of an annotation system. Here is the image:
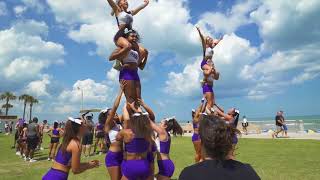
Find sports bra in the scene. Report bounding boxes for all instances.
[52,128,59,136]
[96,123,104,132]
[116,11,133,29]
[193,122,199,129]
[205,47,214,58]
[125,138,150,153]
[55,148,72,166]
[156,132,171,154]
[108,123,122,143]
[123,50,139,64]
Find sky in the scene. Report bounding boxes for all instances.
[0,0,319,122]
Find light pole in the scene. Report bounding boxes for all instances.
[77,87,84,111]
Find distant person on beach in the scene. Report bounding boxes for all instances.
[9,121,13,134]
[4,121,9,135]
[179,115,260,180]
[272,112,284,138]
[280,111,288,137]
[242,116,249,135]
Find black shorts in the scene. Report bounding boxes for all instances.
[96,132,105,139]
[82,133,94,145]
[27,136,39,150]
[51,137,60,144]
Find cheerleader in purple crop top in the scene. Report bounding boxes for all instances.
[150,117,183,179]
[47,122,63,161]
[191,99,206,163]
[43,117,99,180]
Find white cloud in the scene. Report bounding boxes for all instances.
[58,79,112,103]
[197,0,260,34]
[106,68,119,83]
[21,0,46,13]
[14,6,27,16]
[0,1,8,16]
[250,0,320,51]
[53,105,78,115]
[25,74,51,97]
[0,19,65,91]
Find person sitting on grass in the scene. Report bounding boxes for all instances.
[179,115,260,180]
[42,117,100,180]
[272,112,284,138]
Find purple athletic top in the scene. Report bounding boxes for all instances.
[52,128,59,136]
[159,133,171,154]
[55,148,72,166]
[125,138,150,153]
[193,122,199,129]
[201,59,207,68]
[96,123,103,131]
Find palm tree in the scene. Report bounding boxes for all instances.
[19,94,31,120]
[28,96,39,121]
[0,92,17,116]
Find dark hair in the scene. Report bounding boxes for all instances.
[33,117,38,123]
[124,29,141,43]
[43,120,47,123]
[60,120,82,154]
[130,115,152,140]
[165,118,183,136]
[54,122,59,129]
[199,115,240,161]
[98,111,109,125]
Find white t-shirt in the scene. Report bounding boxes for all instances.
[243,118,247,124]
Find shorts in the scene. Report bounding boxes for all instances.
[27,136,39,150]
[232,135,238,145]
[192,133,200,142]
[157,159,175,177]
[119,68,140,81]
[82,133,93,145]
[105,151,123,167]
[202,83,213,94]
[96,131,105,139]
[283,125,288,131]
[51,137,60,144]
[42,168,68,180]
[121,159,150,180]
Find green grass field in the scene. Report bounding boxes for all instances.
[0,134,319,180]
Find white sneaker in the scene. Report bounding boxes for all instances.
[47,158,51,161]
[24,157,29,161]
[16,151,21,156]
[99,152,102,155]
[30,159,37,163]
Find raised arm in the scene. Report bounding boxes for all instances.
[106,0,120,16]
[109,45,132,61]
[196,27,206,58]
[212,36,223,48]
[104,81,126,132]
[131,0,149,15]
[138,99,155,121]
[194,98,205,122]
[149,119,166,139]
[122,105,130,129]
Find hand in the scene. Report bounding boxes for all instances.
[122,129,135,143]
[119,80,127,91]
[137,98,145,107]
[89,160,100,168]
[144,0,149,6]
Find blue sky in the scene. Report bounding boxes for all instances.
[0,0,319,122]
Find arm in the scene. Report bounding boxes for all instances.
[212,36,223,48]
[194,98,205,122]
[116,129,134,143]
[70,140,99,174]
[109,45,132,61]
[122,105,130,129]
[131,0,149,16]
[215,109,233,122]
[196,27,206,57]
[104,81,126,132]
[149,120,167,141]
[139,49,148,70]
[106,0,119,15]
[138,99,155,121]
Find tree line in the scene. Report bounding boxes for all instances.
[0,92,39,121]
